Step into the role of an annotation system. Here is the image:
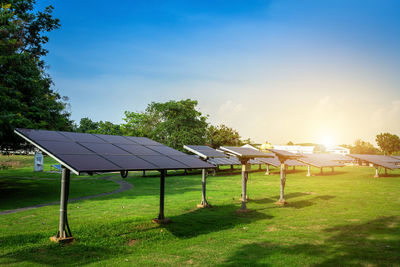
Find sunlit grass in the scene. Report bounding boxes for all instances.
[0,157,399,266]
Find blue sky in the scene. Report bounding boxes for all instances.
[38,0,400,145]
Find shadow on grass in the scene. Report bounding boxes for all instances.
[222,216,400,266]
[163,204,273,239]
[0,233,130,266]
[251,192,335,209]
[310,170,347,177]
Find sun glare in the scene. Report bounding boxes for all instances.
[321,135,334,147]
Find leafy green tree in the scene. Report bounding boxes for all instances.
[77,117,99,133]
[350,139,380,154]
[287,141,294,145]
[376,133,400,155]
[121,111,158,137]
[94,121,122,135]
[206,124,243,149]
[0,1,72,151]
[122,99,208,150]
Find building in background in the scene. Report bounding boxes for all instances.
[325,145,350,155]
[272,145,315,154]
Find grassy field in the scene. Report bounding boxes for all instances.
[0,156,399,266]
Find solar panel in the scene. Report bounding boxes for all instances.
[79,142,131,155]
[124,136,163,146]
[219,146,273,158]
[267,149,300,159]
[312,153,354,162]
[23,129,71,142]
[183,145,227,159]
[59,131,106,143]
[114,144,161,156]
[35,140,94,154]
[15,128,214,174]
[148,145,187,156]
[207,156,241,166]
[297,154,344,168]
[95,134,136,144]
[257,156,305,167]
[348,154,400,169]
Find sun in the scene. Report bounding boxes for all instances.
[321,135,334,147]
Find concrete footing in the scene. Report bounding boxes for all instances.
[197,203,211,208]
[275,200,287,205]
[50,236,75,244]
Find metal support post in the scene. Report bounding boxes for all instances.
[239,161,250,212]
[277,163,287,204]
[153,170,171,224]
[374,167,379,178]
[50,167,74,243]
[265,164,270,175]
[198,169,210,208]
[307,165,311,177]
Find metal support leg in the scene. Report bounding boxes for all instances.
[374,167,379,178]
[265,164,270,175]
[50,167,74,243]
[320,168,323,175]
[259,164,261,170]
[231,165,234,171]
[307,165,311,177]
[153,170,171,224]
[198,169,210,208]
[142,170,146,177]
[331,167,334,173]
[240,164,249,210]
[293,166,296,171]
[277,163,287,205]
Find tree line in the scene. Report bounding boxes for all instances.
[74,99,246,151]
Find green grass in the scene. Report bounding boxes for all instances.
[0,155,120,211]
[0,158,399,266]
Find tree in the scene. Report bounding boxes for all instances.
[287,141,294,145]
[0,1,72,151]
[77,117,99,133]
[122,99,208,150]
[95,121,122,135]
[77,117,122,135]
[376,133,400,155]
[350,139,380,154]
[206,124,243,149]
[121,111,158,137]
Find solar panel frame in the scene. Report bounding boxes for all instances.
[183,145,228,159]
[348,154,400,169]
[219,146,273,159]
[257,156,305,167]
[14,128,214,175]
[267,149,300,159]
[297,154,345,168]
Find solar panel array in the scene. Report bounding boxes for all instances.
[207,156,241,166]
[266,149,300,159]
[312,154,354,163]
[219,146,273,158]
[257,156,306,167]
[348,154,400,169]
[297,154,344,168]
[15,128,214,174]
[183,145,227,159]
